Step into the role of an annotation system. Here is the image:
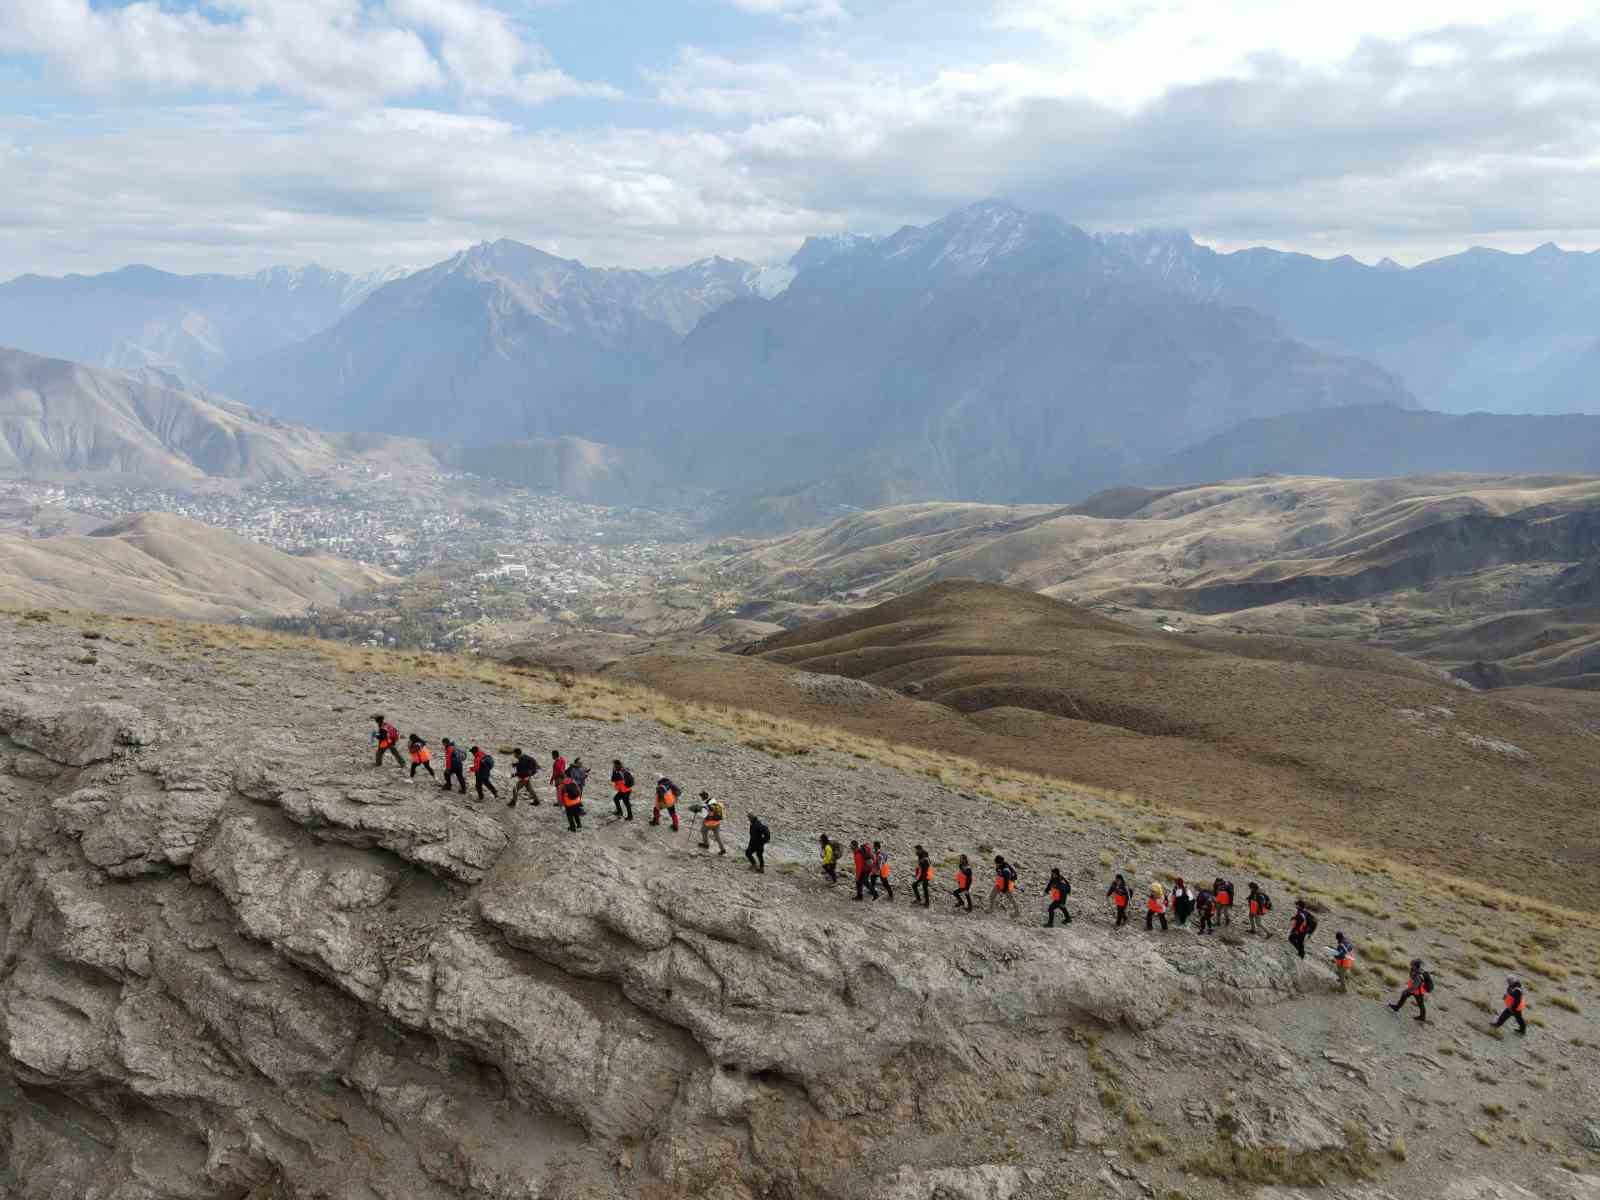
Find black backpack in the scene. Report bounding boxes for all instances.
[1303,911,1317,936]
[1258,891,1272,912]
[1420,970,1434,994]
[622,768,634,789]
[753,820,770,845]
[481,754,494,772]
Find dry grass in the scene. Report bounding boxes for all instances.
[1550,994,1582,1014]
[1185,1121,1379,1186]
[13,606,1598,969]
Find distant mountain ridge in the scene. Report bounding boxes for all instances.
[1097,229,1600,413]
[0,262,412,387]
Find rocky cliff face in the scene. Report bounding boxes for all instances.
[1,613,1596,1199]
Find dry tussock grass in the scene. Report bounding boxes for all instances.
[12,607,1595,960]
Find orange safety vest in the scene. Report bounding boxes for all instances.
[1147,895,1164,913]
[1248,898,1263,915]
[614,776,630,792]
[1335,953,1355,970]
[916,862,933,883]
[1112,890,1128,908]
[704,805,722,827]
[411,746,430,764]
[955,867,972,890]
[1217,889,1231,906]
[561,783,581,808]
[1504,991,1527,1013]
[1049,885,1064,903]
[879,859,891,879]
[657,788,677,808]
[995,872,1014,893]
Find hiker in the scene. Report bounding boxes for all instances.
[1170,878,1194,927]
[469,746,498,802]
[911,845,933,908]
[1214,877,1234,927]
[651,778,680,831]
[1493,976,1528,1035]
[372,714,403,767]
[1106,874,1131,928]
[1287,900,1317,959]
[820,835,838,884]
[1044,868,1072,927]
[852,840,875,901]
[745,813,770,872]
[989,855,1020,919]
[1194,887,1216,935]
[407,735,435,781]
[1389,959,1433,1022]
[1247,882,1272,934]
[952,854,974,912]
[1330,931,1356,991]
[509,748,539,807]
[1145,881,1168,932]
[559,774,583,832]
[873,842,893,901]
[438,739,467,794]
[568,757,590,796]
[697,792,727,854]
[549,750,567,796]
[610,760,634,820]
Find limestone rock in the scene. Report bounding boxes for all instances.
[0,698,157,765]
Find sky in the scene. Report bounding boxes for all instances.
[4,0,1600,278]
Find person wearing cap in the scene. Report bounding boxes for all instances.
[1493,977,1528,1035]
[697,792,727,854]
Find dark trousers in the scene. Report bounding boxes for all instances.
[1113,903,1127,927]
[746,842,765,871]
[1391,989,1426,1019]
[952,886,971,911]
[1493,1006,1527,1034]
[565,804,582,832]
[1146,909,1167,931]
[856,872,877,900]
[1197,911,1213,934]
[912,879,929,906]
[823,862,838,884]
[1046,900,1071,926]
[442,763,465,793]
[1173,901,1192,926]
[410,760,435,778]
[375,743,403,767]
[614,790,633,819]
[475,771,498,801]
[878,874,893,900]
[1289,932,1306,959]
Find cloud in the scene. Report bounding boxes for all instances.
[0,0,611,106]
[724,0,847,22]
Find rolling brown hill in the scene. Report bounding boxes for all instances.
[611,581,1600,895]
[0,511,391,620]
[713,474,1600,688]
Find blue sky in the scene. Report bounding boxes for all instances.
[4,1,1600,278]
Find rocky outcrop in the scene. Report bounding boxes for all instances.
[0,698,157,766]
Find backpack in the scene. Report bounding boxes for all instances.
[480,754,494,772]
[753,820,770,845]
[382,722,398,744]
[1259,891,1272,912]
[622,768,634,789]
[1302,911,1317,936]
[1420,970,1434,994]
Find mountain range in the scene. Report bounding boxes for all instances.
[7,200,1600,510]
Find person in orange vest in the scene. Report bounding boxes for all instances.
[469,746,498,803]
[1493,976,1528,1035]
[988,855,1020,919]
[911,845,933,908]
[1106,874,1131,927]
[851,840,875,901]
[947,857,972,908]
[1145,881,1168,932]
[1329,931,1356,992]
[1044,868,1071,927]
[438,738,467,794]
[610,760,634,820]
[372,714,403,768]
[1246,882,1272,934]
[1388,959,1432,1023]
[651,777,681,831]
[1213,877,1234,927]
[1287,900,1316,959]
[872,841,893,901]
[406,735,435,781]
[560,773,583,832]
[696,792,726,854]
[509,749,540,807]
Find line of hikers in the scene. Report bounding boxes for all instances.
[371,716,1532,1034]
